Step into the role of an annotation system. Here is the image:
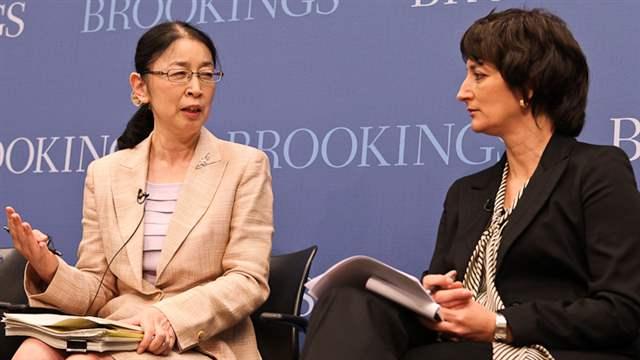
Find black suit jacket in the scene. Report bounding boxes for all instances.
[427,134,640,357]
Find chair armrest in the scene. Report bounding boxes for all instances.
[0,302,29,312]
[258,312,309,332]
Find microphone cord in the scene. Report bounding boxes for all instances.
[83,191,147,316]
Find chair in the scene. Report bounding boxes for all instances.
[252,245,318,360]
[0,248,30,357]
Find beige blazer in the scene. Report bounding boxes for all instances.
[25,128,273,360]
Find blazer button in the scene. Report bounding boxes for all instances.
[197,330,205,342]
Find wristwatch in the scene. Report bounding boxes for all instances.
[494,312,509,342]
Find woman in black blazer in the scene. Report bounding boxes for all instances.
[301,8,640,360]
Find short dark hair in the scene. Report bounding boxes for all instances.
[117,22,219,150]
[460,8,589,137]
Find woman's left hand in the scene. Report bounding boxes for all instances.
[122,307,176,355]
[430,298,496,342]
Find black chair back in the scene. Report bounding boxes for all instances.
[0,248,28,306]
[0,248,29,357]
[252,246,317,360]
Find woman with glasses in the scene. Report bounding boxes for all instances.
[301,8,640,360]
[6,21,273,360]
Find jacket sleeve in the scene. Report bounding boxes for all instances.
[25,161,118,315]
[503,146,640,349]
[423,179,462,278]
[153,150,273,351]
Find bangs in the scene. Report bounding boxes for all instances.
[460,17,503,67]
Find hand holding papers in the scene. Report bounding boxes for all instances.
[2,313,143,352]
[305,256,443,321]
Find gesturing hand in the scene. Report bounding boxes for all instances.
[122,307,177,355]
[5,206,58,283]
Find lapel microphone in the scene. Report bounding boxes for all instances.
[84,188,147,316]
[484,198,494,212]
[137,189,150,204]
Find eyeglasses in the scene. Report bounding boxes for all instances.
[144,69,224,84]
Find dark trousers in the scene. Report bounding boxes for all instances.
[300,287,490,360]
[300,287,634,360]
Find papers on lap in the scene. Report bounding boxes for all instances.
[2,313,143,352]
[305,255,441,320]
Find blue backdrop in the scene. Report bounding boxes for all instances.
[1,1,639,308]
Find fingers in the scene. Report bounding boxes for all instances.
[136,308,176,355]
[432,302,496,342]
[148,329,166,354]
[432,287,473,305]
[438,298,471,309]
[422,270,457,291]
[137,327,154,354]
[148,320,175,355]
[5,208,45,251]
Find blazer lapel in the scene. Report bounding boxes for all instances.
[111,136,152,288]
[453,159,503,272]
[155,129,227,282]
[496,135,575,269]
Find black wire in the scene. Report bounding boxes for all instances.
[83,208,145,316]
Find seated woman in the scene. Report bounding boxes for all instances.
[301,8,640,360]
[6,21,273,360]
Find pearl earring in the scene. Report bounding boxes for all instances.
[131,92,143,107]
[519,99,527,108]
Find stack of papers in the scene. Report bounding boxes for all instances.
[2,313,143,352]
[305,255,441,320]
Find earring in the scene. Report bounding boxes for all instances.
[131,92,143,107]
[519,99,527,109]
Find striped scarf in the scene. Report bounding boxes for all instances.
[462,162,554,360]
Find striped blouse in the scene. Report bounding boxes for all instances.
[142,182,182,284]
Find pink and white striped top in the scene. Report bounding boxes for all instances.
[142,182,182,284]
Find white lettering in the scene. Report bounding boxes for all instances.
[133,0,163,29]
[62,136,75,173]
[281,0,312,17]
[321,127,357,168]
[415,124,452,165]
[76,136,107,172]
[455,124,496,165]
[228,130,251,145]
[34,137,60,173]
[82,0,105,33]
[612,117,640,161]
[199,0,225,24]
[0,2,26,38]
[257,130,282,169]
[107,0,131,31]
[258,0,277,18]
[412,0,500,8]
[6,138,34,174]
[165,0,198,22]
[395,125,410,166]
[316,0,339,15]
[359,126,391,167]
[283,128,318,169]
[0,141,4,168]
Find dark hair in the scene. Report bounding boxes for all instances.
[460,8,589,137]
[117,21,219,150]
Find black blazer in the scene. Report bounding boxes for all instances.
[427,134,640,357]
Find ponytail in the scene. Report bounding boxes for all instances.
[116,104,154,150]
